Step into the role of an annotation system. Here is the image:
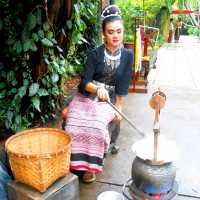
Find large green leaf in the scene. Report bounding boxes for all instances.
[32,33,39,42]
[16,18,22,26]
[51,38,57,44]
[0,82,6,89]
[87,8,94,17]
[10,88,17,94]
[23,79,29,86]
[0,91,6,99]
[30,42,38,52]
[38,30,44,38]
[52,87,60,96]
[14,115,21,127]
[31,96,41,112]
[18,86,27,98]
[47,31,53,39]
[41,38,54,47]
[23,40,32,52]
[44,58,50,65]
[11,79,18,86]
[38,88,49,96]
[7,110,14,123]
[51,74,59,83]
[43,22,49,32]
[66,20,73,30]
[29,83,39,96]
[27,13,37,31]
[7,71,15,83]
[16,41,22,53]
[74,4,79,14]
[53,61,59,69]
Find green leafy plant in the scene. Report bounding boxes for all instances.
[0,0,99,133]
[65,0,99,77]
[124,34,135,43]
[117,0,143,42]
[187,27,199,36]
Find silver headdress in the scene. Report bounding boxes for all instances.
[101,5,121,21]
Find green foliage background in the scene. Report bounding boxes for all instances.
[0,0,99,133]
[116,0,199,43]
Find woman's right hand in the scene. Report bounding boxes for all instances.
[96,87,110,101]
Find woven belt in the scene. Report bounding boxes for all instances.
[93,80,115,91]
[105,84,115,91]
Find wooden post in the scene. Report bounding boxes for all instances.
[149,89,166,165]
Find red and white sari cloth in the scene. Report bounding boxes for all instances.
[64,93,115,173]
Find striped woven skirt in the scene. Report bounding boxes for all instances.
[64,93,115,173]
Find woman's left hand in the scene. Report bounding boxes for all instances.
[114,96,123,121]
[114,111,123,121]
[96,87,110,101]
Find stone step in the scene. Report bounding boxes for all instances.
[7,173,79,200]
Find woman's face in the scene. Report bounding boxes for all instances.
[103,20,124,50]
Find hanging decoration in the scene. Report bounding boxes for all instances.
[134,27,142,73]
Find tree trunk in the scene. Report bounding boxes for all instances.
[155,7,170,41]
[101,0,110,11]
[66,0,73,19]
[47,0,73,50]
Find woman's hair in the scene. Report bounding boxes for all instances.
[101,5,123,32]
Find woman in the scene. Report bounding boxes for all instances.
[168,18,174,43]
[64,5,133,183]
[174,17,182,43]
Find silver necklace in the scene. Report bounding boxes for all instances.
[104,48,121,61]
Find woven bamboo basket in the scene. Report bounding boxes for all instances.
[5,128,72,192]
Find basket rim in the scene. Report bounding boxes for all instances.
[5,127,72,159]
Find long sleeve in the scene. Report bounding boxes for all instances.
[115,50,134,96]
[78,50,96,93]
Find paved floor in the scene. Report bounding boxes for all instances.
[80,36,200,200]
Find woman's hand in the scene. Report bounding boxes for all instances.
[113,96,123,121]
[114,108,123,121]
[96,87,110,101]
[114,112,122,121]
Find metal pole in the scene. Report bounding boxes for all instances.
[106,101,145,137]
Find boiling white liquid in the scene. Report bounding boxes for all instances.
[132,135,179,162]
